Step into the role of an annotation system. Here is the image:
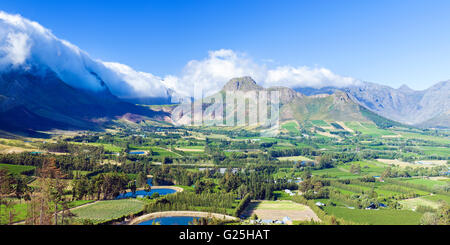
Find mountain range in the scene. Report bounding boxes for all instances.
[170,76,403,129]
[0,11,449,136]
[294,80,450,129]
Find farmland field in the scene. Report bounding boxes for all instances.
[0,163,35,175]
[277,156,314,162]
[311,120,329,127]
[399,196,441,210]
[322,206,422,225]
[0,199,93,224]
[345,122,397,137]
[281,122,299,134]
[71,199,145,224]
[243,200,320,222]
[402,178,450,189]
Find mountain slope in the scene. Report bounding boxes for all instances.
[294,81,450,128]
[171,77,401,129]
[0,11,170,102]
[0,65,168,135]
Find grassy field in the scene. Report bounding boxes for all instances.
[402,178,450,189]
[253,200,307,210]
[243,200,320,222]
[345,122,396,137]
[311,120,329,127]
[277,156,314,162]
[71,199,145,224]
[417,146,450,157]
[422,194,450,204]
[323,206,422,225]
[0,199,93,224]
[281,122,299,134]
[81,142,123,152]
[312,167,359,179]
[130,146,180,157]
[399,196,441,210]
[0,163,35,175]
[311,161,386,179]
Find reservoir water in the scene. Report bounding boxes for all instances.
[128,151,146,155]
[116,179,176,199]
[137,216,201,225]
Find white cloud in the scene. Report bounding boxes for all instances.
[264,66,359,88]
[162,49,264,99]
[163,49,359,98]
[0,32,31,65]
[100,62,167,98]
[0,11,168,97]
[0,11,359,101]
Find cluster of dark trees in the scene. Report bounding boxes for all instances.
[219,168,297,200]
[145,192,236,215]
[0,153,101,175]
[72,172,130,200]
[151,166,204,186]
[381,165,449,179]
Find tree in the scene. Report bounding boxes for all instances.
[26,158,68,225]
[128,181,137,195]
[420,212,439,225]
[302,168,312,180]
[136,172,147,188]
[144,184,151,192]
[73,176,89,200]
[317,154,333,169]
[437,203,450,225]
[251,214,258,220]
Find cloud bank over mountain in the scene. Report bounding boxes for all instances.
[0,11,359,100]
[162,49,360,98]
[0,11,168,98]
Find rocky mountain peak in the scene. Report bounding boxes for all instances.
[222,76,263,92]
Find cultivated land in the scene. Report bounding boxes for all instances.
[0,115,449,225]
[322,206,423,225]
[70,199,145,224]
[243,200,320,223]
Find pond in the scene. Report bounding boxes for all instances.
[116,188,176,199]
[116,178,177,199]
[137,216,202,225]
[129,151,146,155]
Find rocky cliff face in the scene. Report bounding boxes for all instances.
[222,76,264,92]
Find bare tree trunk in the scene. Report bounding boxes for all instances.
[54,203,58,225]
[39,201,44,225]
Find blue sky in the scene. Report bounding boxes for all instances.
[1,0,450,90]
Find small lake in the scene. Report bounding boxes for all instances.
[129,151,146,155]
[116,188,176,199]
[138,216,202,225]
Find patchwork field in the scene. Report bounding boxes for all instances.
[243,200,320,223]
[281,121,300,134]
[311,160,386,179]
[399,196,441,211]
[0,163,35,175]
[377,159,448,168]
[71,199,145,224]
[345,122,397,137]
[277,156,314,162]
[322,206,422,225]
[0,199,93,224]
[402,178,450,189]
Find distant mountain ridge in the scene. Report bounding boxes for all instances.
[171,77,402,129]
[294,80,450,128]
[0,65,168,136]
